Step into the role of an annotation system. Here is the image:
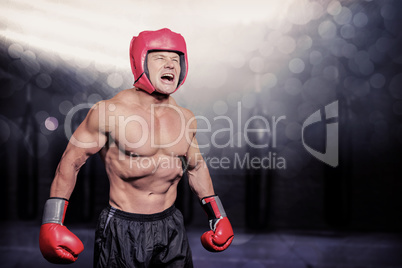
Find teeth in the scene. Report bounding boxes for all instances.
[162,73,174,78]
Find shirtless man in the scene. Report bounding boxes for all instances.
[39,28,234,267]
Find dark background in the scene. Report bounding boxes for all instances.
[1,0,402,236]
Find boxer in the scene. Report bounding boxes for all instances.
[39,28,234,267]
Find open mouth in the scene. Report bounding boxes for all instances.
[161,73,175,83]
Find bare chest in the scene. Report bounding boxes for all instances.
[109,108,193,157]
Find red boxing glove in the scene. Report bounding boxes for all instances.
[39,198,84,264]
[201,195,234,252]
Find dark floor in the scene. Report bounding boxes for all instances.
[1,221,402,268]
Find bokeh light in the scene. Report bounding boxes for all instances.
[284,77,302,96]
[261,73,277,89]
[297,35,313,51]
[45,117,58,131]
[340,24,355,39]
[249,57,265,73]
[213,100,229,115]
[59,100,74,115]
[107,73,124,89]
[333,7,353,25]
[289,58,305,74]
[370,73,386,89]
[35,111,49,123]
[277,35,296,55]
[318,20,337,39]
[327,1,342,16]
[8,43,24,59]
[35,73,52,89]
[353,12,369,27]
[242,93,257,109]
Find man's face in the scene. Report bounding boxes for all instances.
[147,51,181,95]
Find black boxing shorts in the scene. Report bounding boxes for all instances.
[94,205,193,268]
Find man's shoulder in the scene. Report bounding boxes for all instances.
[105,89,141,111]
[110,88,137,103]
[86,90,141,124]
[168,97,194,119]
[181,106,195,120]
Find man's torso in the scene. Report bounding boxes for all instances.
[97,89,194,214]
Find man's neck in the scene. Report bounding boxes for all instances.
[134,87,171,109]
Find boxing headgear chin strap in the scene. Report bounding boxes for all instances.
[129,28,188,95]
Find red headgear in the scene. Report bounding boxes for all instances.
[130,28,188,94]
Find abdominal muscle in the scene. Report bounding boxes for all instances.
[101,149,184,214]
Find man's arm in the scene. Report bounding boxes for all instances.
[50,101,108,199]
[39,101,108,264]
[186,118,234,252]
[186,137,215,199]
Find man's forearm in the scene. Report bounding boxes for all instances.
[50,177,76,199]
[50,172,78,199]
[188,161,215,200]
[49,155,83,199]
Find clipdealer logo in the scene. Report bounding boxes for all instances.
[301,101,339,167]
[63,100,339,169]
